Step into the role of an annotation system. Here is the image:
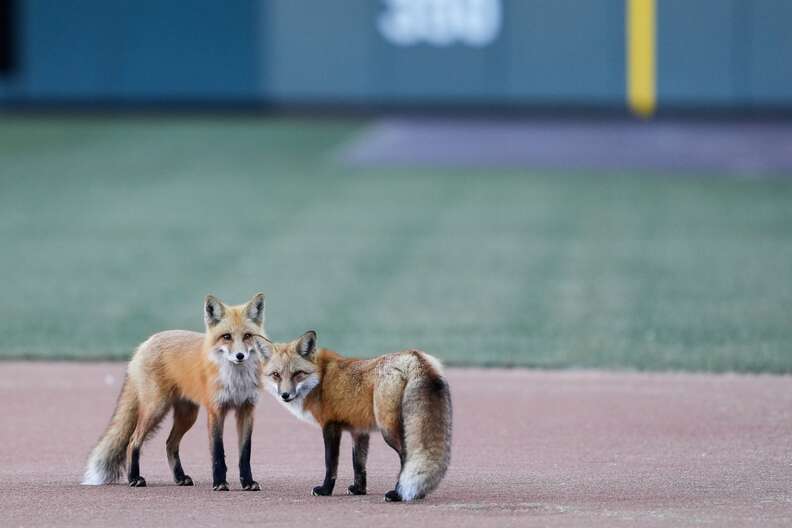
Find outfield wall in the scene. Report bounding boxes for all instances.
[0,0,790,111]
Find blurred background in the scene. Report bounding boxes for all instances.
[0,0,790,371]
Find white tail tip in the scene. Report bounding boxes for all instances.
[81,465,107,485]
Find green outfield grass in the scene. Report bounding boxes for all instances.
[1,116,791,372]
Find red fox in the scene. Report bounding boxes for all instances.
[82,293,267,491]
[260,331,452,501]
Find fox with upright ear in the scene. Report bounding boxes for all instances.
[260,331,452,502]
[83,293,267,492]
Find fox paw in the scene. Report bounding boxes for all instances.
[241,480,260,491]
[175,475,193,486]
[312,485,333,496]
[347,484,366,495]
[384,490,402,502]
[213,481,230,491]
[128,477,147,488]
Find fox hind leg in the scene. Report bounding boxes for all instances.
[166,400,199,486]
[380,423,405,502]
[375,383,406,502]
[347,433,369,495]
[127,400,170,487]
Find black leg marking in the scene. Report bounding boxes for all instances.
[312,423,341,496]
[237,403,259,491]
[210,420,228,490]
[171,455,192,486]
[167,400,198,486]
[381,431,406,502]
[384,489,402,502]
[383,452,407,501]
[348,433,369,495]
[128,447,146,487]
[238,425,259,491]
[239,430,253,485]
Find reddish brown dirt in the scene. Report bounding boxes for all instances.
[0,363,790,527]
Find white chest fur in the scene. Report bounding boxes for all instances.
[215,360,260,407]
[279,396,319,426]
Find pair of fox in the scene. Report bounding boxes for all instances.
[82,293,452,502]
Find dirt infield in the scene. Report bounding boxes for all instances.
[339,117,792,173]
[1,363,790,527]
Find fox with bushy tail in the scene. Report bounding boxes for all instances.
[260,331,452,501]
[82,293,267,491]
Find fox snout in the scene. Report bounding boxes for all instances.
[228,350,248,363]
[222,349,250,365]
[281,392,293,402]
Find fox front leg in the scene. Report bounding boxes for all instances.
[236,403,260,491]
[207,408,229,491]
[312,423,341,496]
[347,433,369,495]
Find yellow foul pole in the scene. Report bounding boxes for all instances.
[627,0,656,117]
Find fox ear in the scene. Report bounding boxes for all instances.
[297,330,317,359]
[245,293,266,327]
[255,335,275,360]
[204,295,225,327]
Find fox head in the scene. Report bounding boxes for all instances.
[260,330,319,403]
[204,293,267,366]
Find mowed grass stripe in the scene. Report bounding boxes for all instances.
[0,117,791,372]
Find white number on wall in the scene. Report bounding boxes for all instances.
[379,0,502,47]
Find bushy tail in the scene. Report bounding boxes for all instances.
[397,354,453,501]
[82,377,138,485]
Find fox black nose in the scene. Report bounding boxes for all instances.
[281,393,290,401]
[236,353,245,361]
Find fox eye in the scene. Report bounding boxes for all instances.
[243,333,252,340]
[271,372,281,381]
[221,333,232,342]
[293,371,307,379]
